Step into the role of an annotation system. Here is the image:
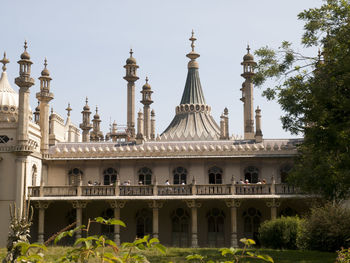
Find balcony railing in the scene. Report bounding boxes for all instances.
[28,183,301,198]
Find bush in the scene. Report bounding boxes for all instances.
[297,203,350,252]
[336,248,350,263]
[259,216,301,249]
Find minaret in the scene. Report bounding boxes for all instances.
[65,103,72,122]
[79,97,93,142]
[123,49,139,140]
[90,106,104,141]
[36,58,54,155]
[136,110,144,141]
[150,109,155,140]
[241,45,257,140]
[15,41,35,146]
[220,108,229,140]
[255,106,263,143]
[140,77,153,139]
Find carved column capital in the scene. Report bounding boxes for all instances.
[109,201,126,209]
[185,200,201,208]
[34,201,50,209]
[266,199,281,208]
[71,201,88,209]
[225,199,241,208]
[148,200,163,209]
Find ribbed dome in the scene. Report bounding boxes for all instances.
[243,52,254,62]
[0,72,18,109]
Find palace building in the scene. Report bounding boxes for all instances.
[0,32,308,248]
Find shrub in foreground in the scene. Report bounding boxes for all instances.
[297,203,350,252]
[259,216,301,249]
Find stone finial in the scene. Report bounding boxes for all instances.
[190,29,196,52]
[186,30,200,68]
[66,103,72,117]
[0,52,9,72]
[247,44,250,54]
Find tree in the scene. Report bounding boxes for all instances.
[254,0,350,202]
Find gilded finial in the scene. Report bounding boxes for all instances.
[130,48,133,57]
[24,40,28,51]
[44,57,47,68]
[0,52,9,72]
[66,103,72,117]
[85,97,88,105]
[145,76,148,83]
[247,44,251,54]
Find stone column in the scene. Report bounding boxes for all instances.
[185,200,201,248]
[35,201,50,243]
[148,201,163,240]
[109,201,126,246]
[15,156,27,217]
[225,200,241,247]
[72,201,87,240]
[266,199,280,220]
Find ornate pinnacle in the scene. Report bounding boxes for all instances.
[130,48,133,57]
[190,29,196,52]
[247,44,251,54]
[66,103,72,117]
[44,58,47,68]
[0,52,9,72]
[145,76,148,83]
[24,40,28,51]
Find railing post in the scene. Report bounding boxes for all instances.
[115,180,120,196]
[153,178,158,196]
[231,176,236,195]
[191,177,196,195]
[77,180,82,196]
[271,176,276,195]
[39,182,45,197]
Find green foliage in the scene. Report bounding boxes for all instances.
[296,203,350,252]
[336,248,350,263]
[3,201,34,263]
[186,238,273,263]
[253,0,350,202]
[259,216,302,250]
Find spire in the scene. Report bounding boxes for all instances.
[161,31,220,141]
[180,30,206,105]
[0,52,9,72]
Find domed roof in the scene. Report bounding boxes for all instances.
[21,51,30,60]
[126,49,137,65]
[41,68,50,76]
[126,56,136,65]
[0,72,18,109]
[243,52,254,62]
[142,77,151,90]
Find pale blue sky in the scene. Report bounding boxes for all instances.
[1,0,321,138]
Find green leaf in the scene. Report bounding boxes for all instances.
[154,243,166,254]
[257,254,274,263]
[107,218,126,227]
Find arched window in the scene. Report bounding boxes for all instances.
[103,168,118,185]
[101,208,114,239]
[244,166,259,183]
[32,165,37,186]
[138,167,152,185]
[68,168,83,186]
[136,208,152,238]
[173,167,187,184]
[171,208,190,247]
[280,165,292,183]
[208,166,223,184]
[207,208,225,247]
[243,208,261,242]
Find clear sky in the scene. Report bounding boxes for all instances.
[1,0,322,139]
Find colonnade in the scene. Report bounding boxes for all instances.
[34,198,282,247]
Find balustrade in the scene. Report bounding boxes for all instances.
[27,183,299,198]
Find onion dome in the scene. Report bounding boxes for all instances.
[93,106,100,119]
[41,58,50,76]
[20,41,31,60]
[126,49,137,65]
[0,53,19,121]
[83,97,90,111]
[142,76,151,90]
[243,45,254,62]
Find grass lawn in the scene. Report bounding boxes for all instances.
[0,247,336,262]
